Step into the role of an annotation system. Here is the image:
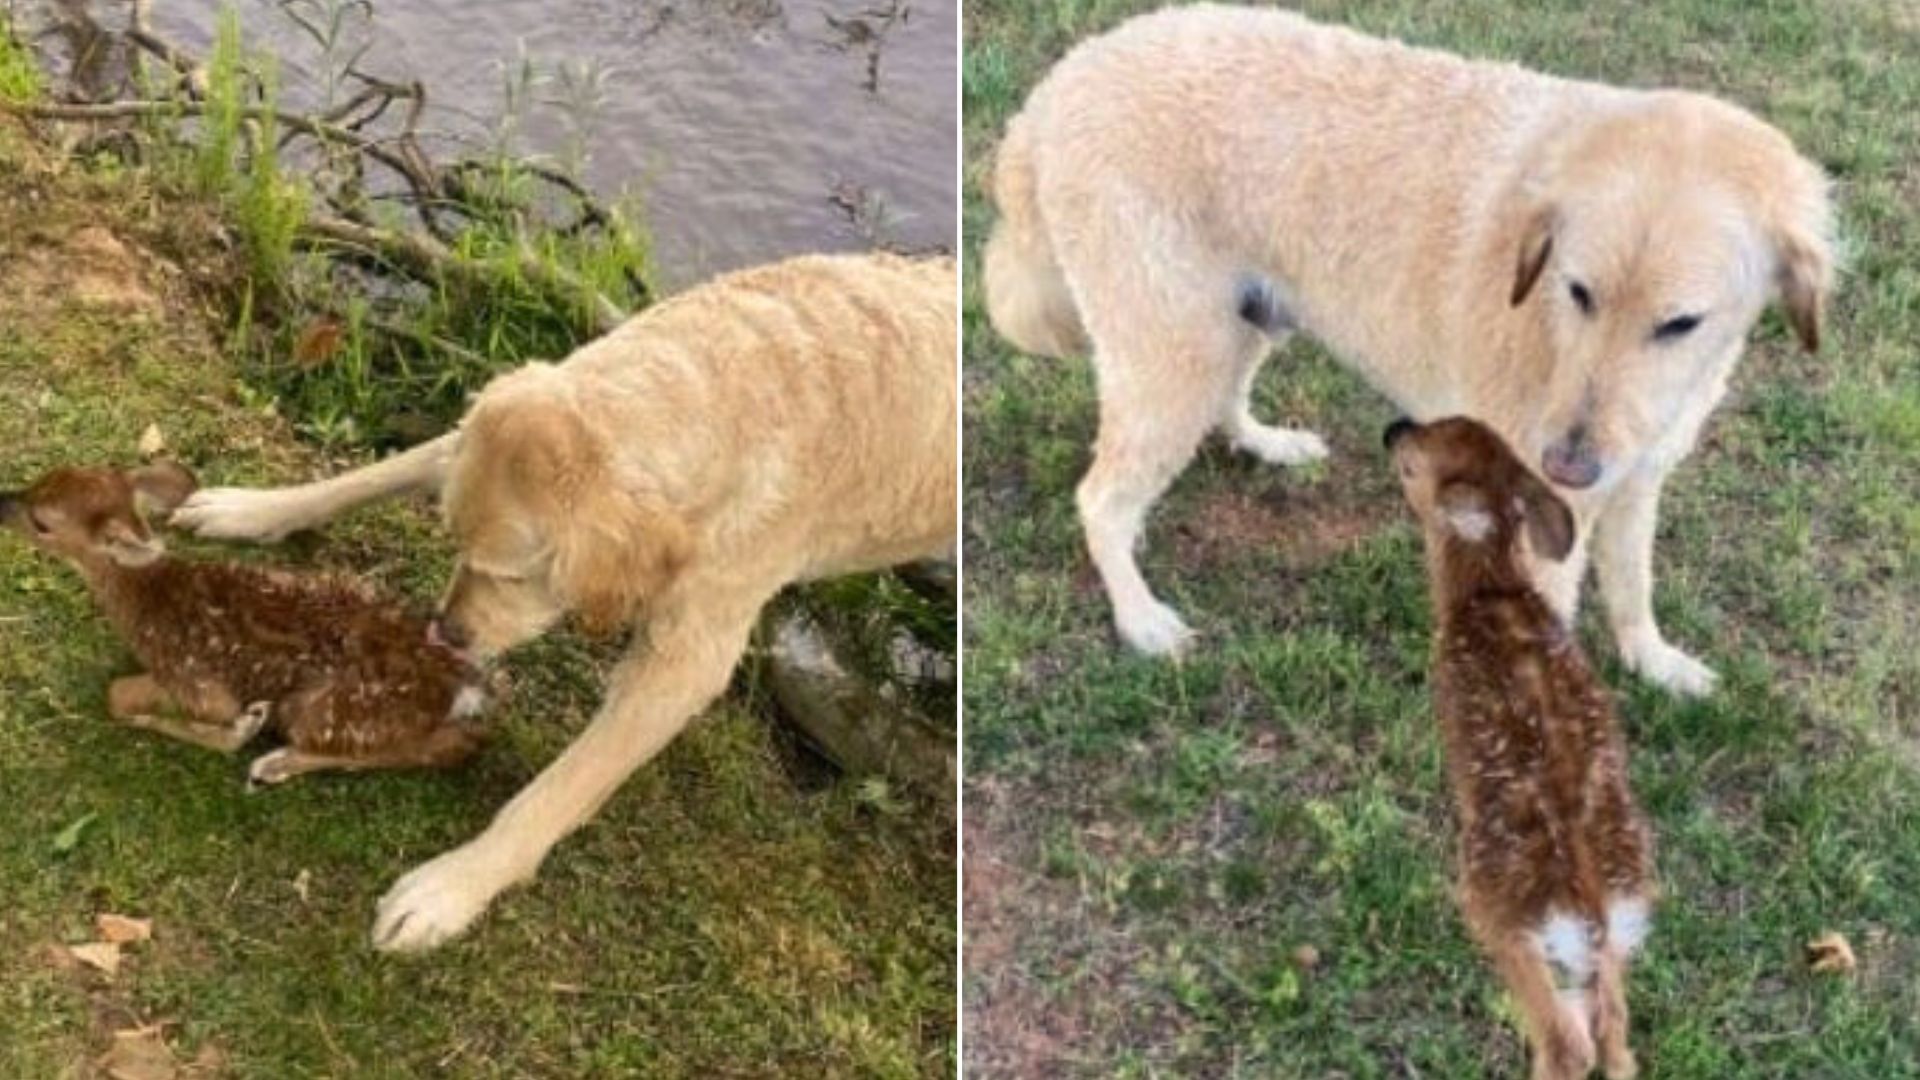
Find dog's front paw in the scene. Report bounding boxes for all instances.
[171,488,307,543]
[1622,636,1718,697]
[1116,599,1196,658]
[1232,425,1330,467]
[372,845,508,954]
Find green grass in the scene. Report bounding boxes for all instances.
[0,65,952,1080]
[962,1,1920,1076]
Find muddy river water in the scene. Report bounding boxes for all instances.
[41,0,955,288]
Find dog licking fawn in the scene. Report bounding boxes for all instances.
[0,462,488,786]
[1386,417,1654,1080]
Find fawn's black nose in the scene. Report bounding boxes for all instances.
[428,616,470,653]
[1382,417,1417,450]
[0,491,19,524]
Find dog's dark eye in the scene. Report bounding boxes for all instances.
[1653,314,1703,341]
[1568,281,1595,315]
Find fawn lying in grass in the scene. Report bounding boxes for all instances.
[1386,417,1654,1080]
[0,461,487,786]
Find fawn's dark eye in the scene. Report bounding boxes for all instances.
[1653,314,1703,341]
[1568,281,1594,315]
[27,512,51,535]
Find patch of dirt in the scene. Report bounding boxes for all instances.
[963,774,1193,1078]
[9,223,169,317]
[962,778,1091,1076]
[1170,485,1393,570]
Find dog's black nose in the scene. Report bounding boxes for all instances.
[1382,417,1416,450]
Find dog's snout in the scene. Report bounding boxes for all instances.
[1382,417,1417,450]
[1541,427,1602,490]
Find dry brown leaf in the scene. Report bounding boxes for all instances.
[293,317,346,368]
[137,423,167,458]
[97,913,154,944]
[70,941,122,976]
[1807,931,1856,974]
[292,868,312,905]
[1291,944,1321,971]
[99,1026,177,1080]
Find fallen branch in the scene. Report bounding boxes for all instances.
[298,213,626,335]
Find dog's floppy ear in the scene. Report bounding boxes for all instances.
[126,461,199,517]
[1775,225,1831,354]
[1515,471,1576,562]
[1510,204,1557,307]
[1438,481,1497,543]
[1761,151,1834,354]
[549,480,692,636]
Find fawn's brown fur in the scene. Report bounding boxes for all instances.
[1388,417,1654,1080]
[1,462,486,786]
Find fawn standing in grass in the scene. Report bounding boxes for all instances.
[1386,416,1654,1080]
[0,461,488,787]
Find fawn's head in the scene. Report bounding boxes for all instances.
[1384,416,1576,570]
[0,462,199,569]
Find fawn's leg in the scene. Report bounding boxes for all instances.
[1592,945,1637,1080]
[1486,932,1596,1080]
[108,675,270,754]
[248,724,480,787]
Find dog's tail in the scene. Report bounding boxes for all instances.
[983,112,1088,359]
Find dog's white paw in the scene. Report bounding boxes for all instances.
[1232,425,1329,467]
[1116,599,1195,658]
[171,488,308,543]
[1622,637,1718,697]
[372,845,506,954]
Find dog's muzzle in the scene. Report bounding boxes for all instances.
[1541,427,1602,490]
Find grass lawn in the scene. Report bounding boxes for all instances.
[961,1,1920,1075]
[0,118,954,1076]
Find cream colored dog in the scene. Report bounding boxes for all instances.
[174,253,957,951]
[985,4,1832,696]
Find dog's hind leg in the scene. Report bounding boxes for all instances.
[1076,318,1243,657]
[1059,214,1247,657]
[172,432,460,543]
[1220,277,1329,467]
[370,577,776,952]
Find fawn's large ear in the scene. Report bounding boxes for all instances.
[1510,203,1557,307]
[98,519,165,567]
[126,462,199,517]
[1517,472,1577,562]
[1438,481,1496,543]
